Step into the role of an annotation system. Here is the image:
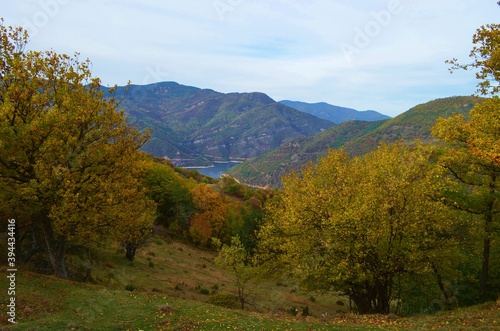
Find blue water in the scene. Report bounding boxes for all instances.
[188,162,240,178]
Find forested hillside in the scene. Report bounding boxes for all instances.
[228,95,483,187]
[108,83,334,166]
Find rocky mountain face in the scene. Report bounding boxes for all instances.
[108,82,335,166]
[279,100,390,124]
[227,96,484,187]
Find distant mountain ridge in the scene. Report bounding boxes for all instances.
[107,82,334,166]
[227,96,484,187]
[279,100,390,124]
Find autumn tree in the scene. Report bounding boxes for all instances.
[447,22,500,96]
[189,184,227,245]
[0,22,156,278]
[432,98,500,300]
[258,143,458,314]
[433,4,500,299]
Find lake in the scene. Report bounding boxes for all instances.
[187,162,240,178]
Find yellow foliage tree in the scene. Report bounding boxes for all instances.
[434,5,500,299]
[432,98,500,299]
[259,143,457,314]
[0,22,155,278]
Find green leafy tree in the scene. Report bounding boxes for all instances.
[0,22,155,278]
[215,236,257,309]
[143,161,194,231]
[258,143,458,314]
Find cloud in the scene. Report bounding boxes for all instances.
[1,0,498,116]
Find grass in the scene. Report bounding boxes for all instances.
[1,236,499,330]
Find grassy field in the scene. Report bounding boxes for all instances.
[1,236,499,330]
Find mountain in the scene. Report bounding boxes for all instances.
[279,100,391,124]
[227,96,484,187]
[226,120,387,187]
[107,82,335,166]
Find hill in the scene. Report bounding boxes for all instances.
[280,100,391,124]
[227,96,484,187]
[227,120,387,187]
[107,82,334,167]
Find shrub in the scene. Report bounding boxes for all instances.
[208,292,239,309]
[125,284,136,291]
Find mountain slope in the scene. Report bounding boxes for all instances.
[108,82,335,166]
[228,96,484,187]
[280,100,390,124]
[227,120,386,187]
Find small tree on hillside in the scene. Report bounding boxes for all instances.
[215,236,257,309]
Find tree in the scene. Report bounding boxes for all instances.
[215,236,257,309]
[432,98,500,300]
[143,161,194,231]
[447,21,500,95]
[189,184,227,245]
[434,4,500,299]
[0,22,156,278]
[258,143,458,314]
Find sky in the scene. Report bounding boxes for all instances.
[1,0,499,117]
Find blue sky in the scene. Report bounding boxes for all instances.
[2,0,499,117]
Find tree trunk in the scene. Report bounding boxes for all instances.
[481,175,496,299]
[41,215,68,279]
[124,242,137,261]
[431,261,452,310]
[376,279,392,314]
[238,288,245,310]
[480,236,491,298]
[350,279,392,314]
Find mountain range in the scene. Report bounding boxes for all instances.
[227,95,484,187]
[279,100,390,124]
[108,82,386,167]
[105,82,482,188]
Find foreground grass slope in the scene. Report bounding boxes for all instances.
[1,237,499,330]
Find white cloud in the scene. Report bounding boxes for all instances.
[1,0,498,116]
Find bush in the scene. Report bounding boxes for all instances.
[125,284,136,292]
[207,292,239,309]
[200,288,210,295]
